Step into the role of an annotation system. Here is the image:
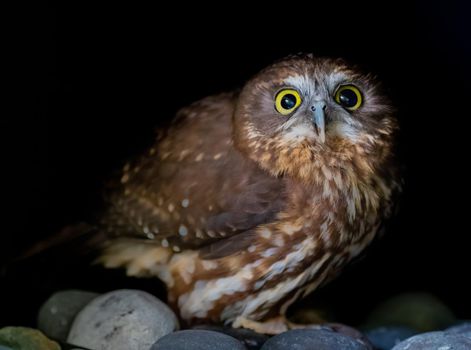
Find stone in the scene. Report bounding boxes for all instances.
[57,341,92,350]
[260,329,370,350]
[364,292,456,332]
[38,289,99,341]
[151,329,247,349]
[323,323,374,349]
[67,289,179,350]
[0,327,60,350]
[391,331,471,349]
[365,326,417,350]
[192,325,268,349]
[445,321,471,339]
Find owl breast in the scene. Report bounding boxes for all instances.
[170,162,397,325]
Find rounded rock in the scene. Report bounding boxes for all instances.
[192,325,268,350]
[365,326,417,350]
[365,292,456,332]
[445,321,471,339]
[323,323,374,349]
[38,289,99,341]
[151,330,247,350]
[58,344,92,350]
[260,329,370,350]
[392,331,471,349]
[67,289,179,350]
[0,327,60,350]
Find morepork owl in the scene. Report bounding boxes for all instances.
[95,54,400,333]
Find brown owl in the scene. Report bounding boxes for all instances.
[97,54,400,334]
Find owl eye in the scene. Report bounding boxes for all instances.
[334,85,363,111]
[275,89,302,115]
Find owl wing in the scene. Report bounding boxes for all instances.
[102,93,286,254]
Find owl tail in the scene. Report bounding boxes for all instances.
[2,222,108,277]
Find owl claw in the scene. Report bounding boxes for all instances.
[233,316,289,335]
[232,315,325,335]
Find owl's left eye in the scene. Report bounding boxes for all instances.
[334,85,363,111]
[275,89,302,115]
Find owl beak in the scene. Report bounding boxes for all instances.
[311,102,326,143]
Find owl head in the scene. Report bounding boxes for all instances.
[233,54,397,182]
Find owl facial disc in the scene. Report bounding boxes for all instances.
[311,101,326,143]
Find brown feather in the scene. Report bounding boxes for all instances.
[96,55,401,327]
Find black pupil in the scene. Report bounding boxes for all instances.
[339,89,358,107]
[281,94,297,110]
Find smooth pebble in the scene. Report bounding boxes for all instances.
[365,326,417,350]
[445,321,471,339]
[0,327,60,350]
[67,289,179,350]
[261,329,370,350]
[392,331,471,350]
[151,330,247,350]
[365,293,456,332]
[192,325,268,350]
[38,289,99,341]
[323,323,374,349]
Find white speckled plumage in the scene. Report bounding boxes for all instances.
[98,54,401,331]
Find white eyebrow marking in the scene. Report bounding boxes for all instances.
[284,75,314,95]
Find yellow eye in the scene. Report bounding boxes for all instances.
[334,85,363,111]
[275,89,302,115]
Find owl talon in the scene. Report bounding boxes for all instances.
[232,315,327,335]
[232,316,289,335]
[286,321,324,330]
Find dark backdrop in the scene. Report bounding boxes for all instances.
[2,1,470,328]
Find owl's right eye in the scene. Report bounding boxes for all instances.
[275,89,302,115]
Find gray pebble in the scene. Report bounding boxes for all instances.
[38,290,99,341]
[151,330,247,350]
[192,325,268,349]
[323,323,374,349]
[261,329,370,350]
[0,346,12,350]
[364,293,456,332]
[67,289,179,350]
[392,331,471,350]
[365,326,417,350]
[57,342,92,350]
[445,321,471,339]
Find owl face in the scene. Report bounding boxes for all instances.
[234,55,395,155]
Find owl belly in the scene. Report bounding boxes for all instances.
[101,216,380,325]
[101,178,384,326]
[170,222,379,325]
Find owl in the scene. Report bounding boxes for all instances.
[97,54,400,334]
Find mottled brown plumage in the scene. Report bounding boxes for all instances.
[98,54,400,332]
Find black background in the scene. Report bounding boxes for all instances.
[1,1,470,329]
